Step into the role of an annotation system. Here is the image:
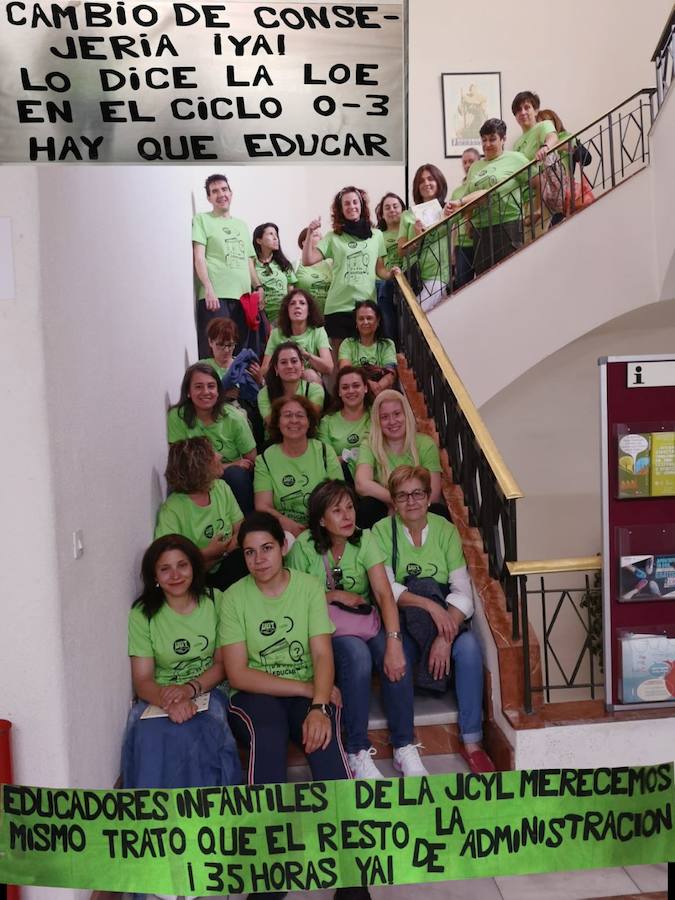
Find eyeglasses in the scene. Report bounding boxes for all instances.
[393,489,428,504]
[214,341,236,350]
[331,566,343,590]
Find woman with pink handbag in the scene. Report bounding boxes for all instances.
[287,479,428,780]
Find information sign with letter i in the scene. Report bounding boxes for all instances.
[599,355,675,710]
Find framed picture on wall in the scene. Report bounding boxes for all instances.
[441,72,502,157]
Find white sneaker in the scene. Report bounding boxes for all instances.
[348,747,384,779]
[393,743,429,777]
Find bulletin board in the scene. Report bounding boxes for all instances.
[599,355,675,710]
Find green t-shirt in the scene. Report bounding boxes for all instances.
[294,260,333,314]
[255,259,297,324]
[465,151,530,227]
[154,480,243,573]
[167,405,256,464]
[338,337,397,369]
[216,570,333,688]
[450,183,473,248]
[398,209,450,284]
[192,213,254,301]
[357,432,441,487]
[198,357,229,380]
[264,326,330,361]
[512,119,556,161]
[317,410,370,476]
[372,512,465,586]
[254,439,343,525]
[317,230,386,316]
[128,594,219,685]
[286,528,384,599]
[257,381,325,422]
[382,228,403,269]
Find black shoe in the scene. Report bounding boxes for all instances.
[334,888,372,899]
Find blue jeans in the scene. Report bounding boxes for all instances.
[332,627,416,752]
[222,464,254,514]
[406,627,484,744]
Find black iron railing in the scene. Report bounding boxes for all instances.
[507,559,604,713]
[400,89,657,309]
[395,278,522,589]
[653,5,675,113]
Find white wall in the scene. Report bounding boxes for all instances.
[0,170,71,790]
[650,84,675,300]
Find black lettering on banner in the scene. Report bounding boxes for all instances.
[137,135,217,161]
[17,99,72,123]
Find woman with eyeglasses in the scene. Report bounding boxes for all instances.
[254,395,343,539]
[338,300,397,397]
[252,221,297,326]
[318,366,371,483]
[302,186,399,350]
[261,288,333,385]
[372,465,495,775]
[168,363,257,514]
[287,480,427,779]
[257,342,325,427]
[355,389,442,528]
[155,437,247,591]
[122,534,241,789]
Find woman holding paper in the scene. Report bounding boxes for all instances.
[122,534,241,789]
[397,164,451,311]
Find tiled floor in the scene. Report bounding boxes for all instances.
[278,864,668,898]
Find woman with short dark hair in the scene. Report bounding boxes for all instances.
[338,300,397,397]
[254,395,343,537]
[294,226,333,314]
[287,480,426,779]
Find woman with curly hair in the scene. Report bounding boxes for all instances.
[355,389,442,528]
[254,395,343,538]
[396,163,452,312]
[155,437,247,591]
[122,534,241,789]
[301,186,399,347]
[252,221,297,325]
[257,341,325,426]
[167,362,257,513]
[261,288,333,384]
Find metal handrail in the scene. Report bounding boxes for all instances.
[400,88,657,254]
[395,272,523,501]
[652,3,675,61]
[507,557,602,577]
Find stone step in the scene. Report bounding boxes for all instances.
[287,752,469,782]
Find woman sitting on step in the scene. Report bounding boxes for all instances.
[354,389,443,528]
[287,479,427,779]
[167,363,257,514]
[261,287,333,385]
[372,465,495,775]
[155,437,247,592]
[338,300,398,398]
[318,366,371,484]
[122,534,241,789]
[257,342,325,428]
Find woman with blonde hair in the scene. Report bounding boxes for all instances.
[355,389,442,527]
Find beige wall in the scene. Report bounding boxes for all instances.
[409,0,672,188]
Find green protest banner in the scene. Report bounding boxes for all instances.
[1,765,673,893]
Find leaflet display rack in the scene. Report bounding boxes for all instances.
[599,355,675,710]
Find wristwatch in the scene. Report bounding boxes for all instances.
[307,702,331,718]
[386,631,402,641]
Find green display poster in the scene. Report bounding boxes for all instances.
[1,766,673,893]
